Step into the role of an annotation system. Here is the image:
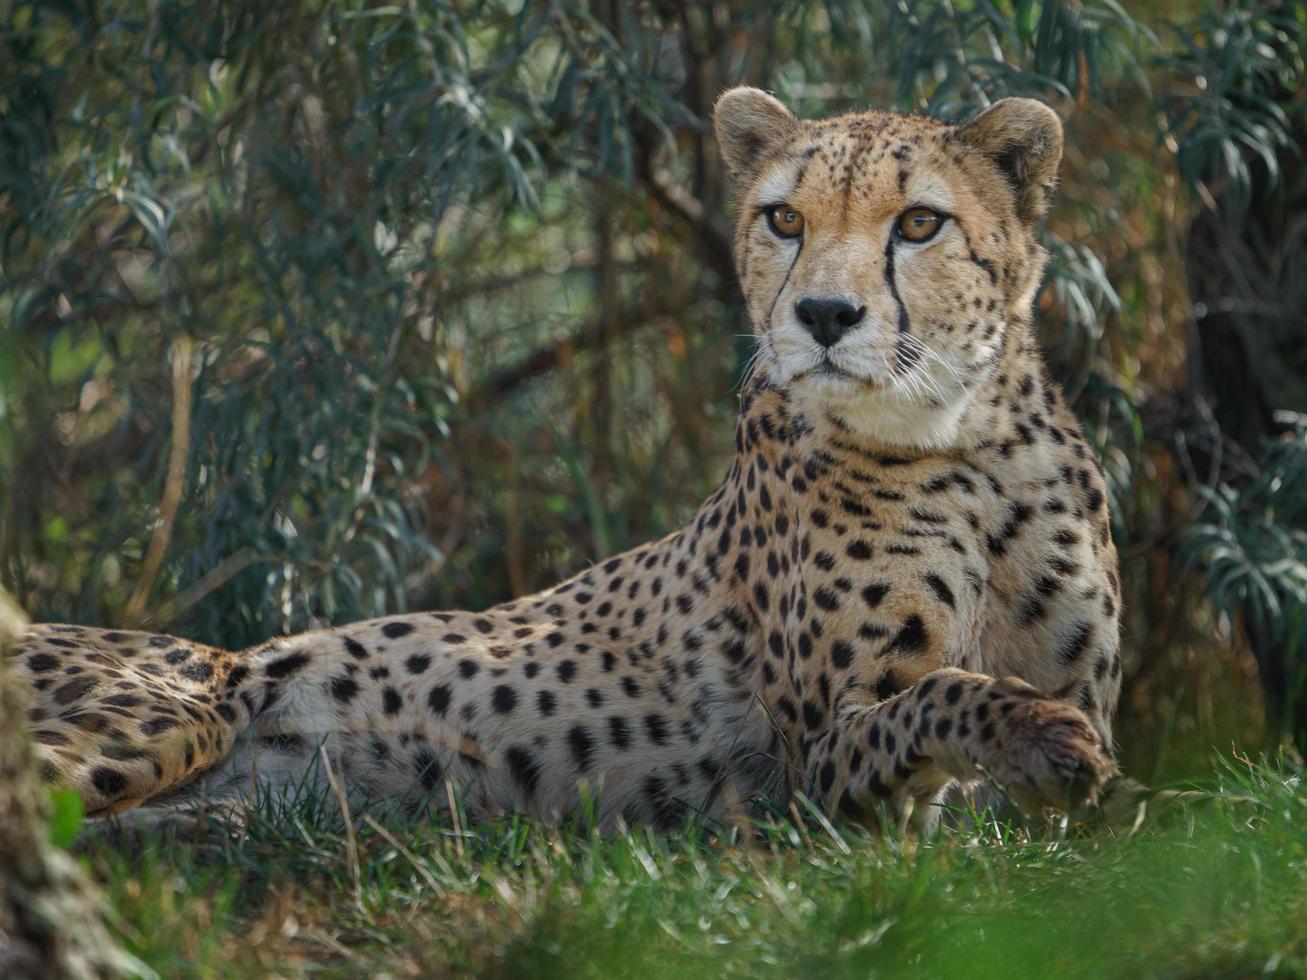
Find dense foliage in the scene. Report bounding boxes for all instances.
[1,0,1304,762]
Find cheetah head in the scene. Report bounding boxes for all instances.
[714,87,1063,450]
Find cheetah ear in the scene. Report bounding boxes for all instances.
[713,86,800,184]
[957,98,1064,222]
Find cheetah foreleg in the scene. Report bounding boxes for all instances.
[806,667,1114,823]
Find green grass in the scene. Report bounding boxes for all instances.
[78,753,1307,979]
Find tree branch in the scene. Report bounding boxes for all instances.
[469,307,664,406]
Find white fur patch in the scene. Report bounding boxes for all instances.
[792,379,981,450]
[902,173,957,213]
[754,164,802,204]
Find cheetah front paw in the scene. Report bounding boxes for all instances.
[977,693,1114,813]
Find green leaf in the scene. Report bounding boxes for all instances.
[46,786,86,849]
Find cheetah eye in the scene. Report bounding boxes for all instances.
[766,205,805,240]
[896,207,946,243]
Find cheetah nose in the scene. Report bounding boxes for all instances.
[795,297,866,348]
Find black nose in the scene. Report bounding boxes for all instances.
[795,297,866,348]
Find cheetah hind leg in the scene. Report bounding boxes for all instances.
[13,625,254,817]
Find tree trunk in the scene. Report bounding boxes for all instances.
[0,591,137,979]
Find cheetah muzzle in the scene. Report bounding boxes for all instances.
[12,87,1123,831]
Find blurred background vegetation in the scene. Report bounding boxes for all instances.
[1,0,1304,781]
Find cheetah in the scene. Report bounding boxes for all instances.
[11,88,1121,830]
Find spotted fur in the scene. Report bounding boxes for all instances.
[9,88,1119,827]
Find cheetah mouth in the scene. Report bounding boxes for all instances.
[796,360,884,390]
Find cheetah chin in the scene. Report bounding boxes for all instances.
[13,87,1121,833]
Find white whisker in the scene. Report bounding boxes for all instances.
[892,333,966,406]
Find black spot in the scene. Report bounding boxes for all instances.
[820,760,836,794]
[645,713,669,744]
[140,716,180,735]
[885,615,928,654]
[382,621,415,639]
[90,766,128,798]
[867,723,881,750]
[428,684,451,715]
[492,685,518,714]
[874,671,902,702]
[645,774,683,826]
[862,583,889,608]
[802,699,824,730]
[923,573,955,608]
[414,748,442,790]
[26,653,59,673]
[266,652,310,679]
[847,540,873,560]
[831,641,855,669]
[180,661,214,683]
[344,637,369,659]
[1057,622,1095,665]
[406,654,431,675]
[382,686,402,714]
[537,690,558,716]
[1017,595,1047,626]
[841,498,872,518]
[1034,575,1062,597]
[568,726,596,771]
[556,661,577,683]
[53,676,95,705]
[987,500,1035,555]
[814,587,840,611]
[458,659,479,679]
[609,715,632,749]
[768,631,784,659]
[330,675,359,703]
[505,745,542,797]
[474,618,494,634]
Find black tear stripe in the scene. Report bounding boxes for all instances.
[764,235,805,331]
[757,159,812,331]
[883,235,910,335]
